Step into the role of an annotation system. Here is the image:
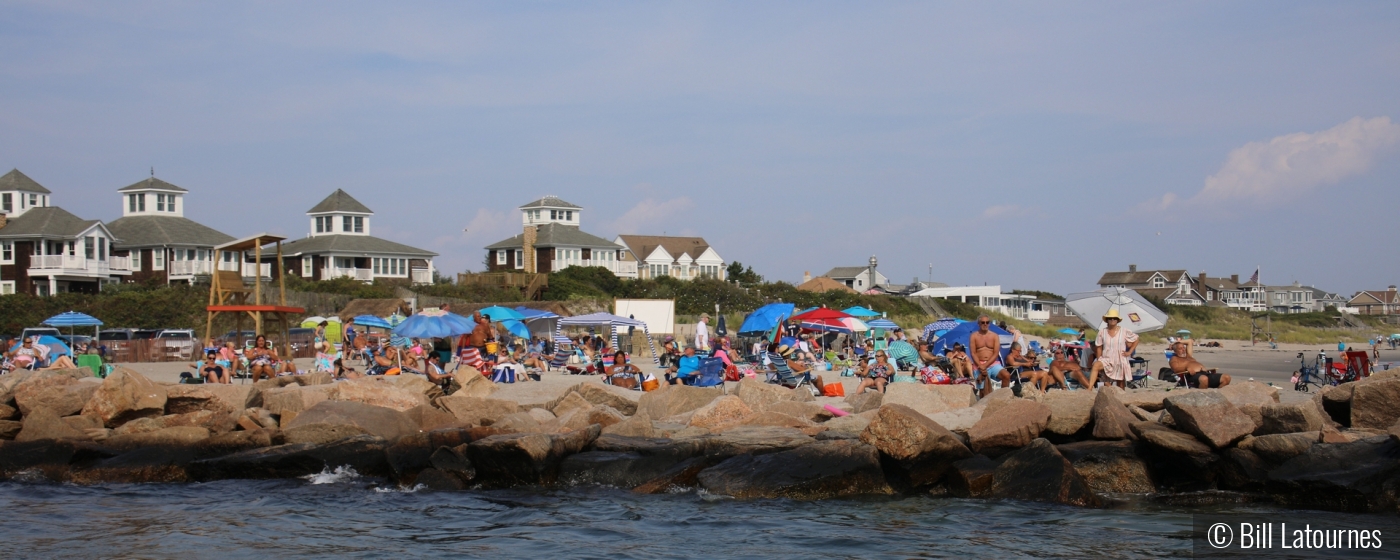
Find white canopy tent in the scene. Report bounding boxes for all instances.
[557,312,657,364]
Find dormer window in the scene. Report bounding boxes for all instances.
[156,194,166,212]
[1152,277,1164,288]
[343,216,352,232]
[354,217,363,233]
[29,194,37,207]
[2,193,10,213]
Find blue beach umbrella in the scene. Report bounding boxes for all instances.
[1059,328,1081,336]
[42,311,105,347]
[738,303,796,335]
[841,306,882,318]
[932,321,1012,355]
[393,309,476,339]
[501,319,531,339]
[477,306,525,322]
[866,318,899,330]
[353,315,393,330]
[514,307,559,320]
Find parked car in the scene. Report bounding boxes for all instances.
[20,327,61,341]
[55,335,94,348]
[156,329,196,339]
[132,329,160,340]
[100,329,135,341]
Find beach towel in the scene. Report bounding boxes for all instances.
[459,347,485,370]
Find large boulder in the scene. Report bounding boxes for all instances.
[1351,378,1400,430]
[946,455,999,498]
[1091,387,1137,440]
[1238,432,1318,465]
[436,395,520,427]
[821,411,876,436]
[113,410,236,436]
[283,400,418,442]
[282,423,371,445]
[1117,389,1173,412]
[637,385,724,419]
[766,401,833,423]
[1267,436,1400,512]
[404,404,461,432]
[880,384,950,418]
[1258,402,1327,435]
[966,398,1051,455]
[860,404,971,486]
[601,410,657,438]
[929,384,976,409]
[1131,421,1218,492]
[1317,383,1354,427]
[845,391,883,414]
[570,383,639,416]
[701,426,816,457]
[926,407,983,435]
[988,438,1099,507]
[80,368,168,428]
[467,424,602,486]
[16,408,89,441]
[1057,440,1154,494]
[102,426,210,451]
[733,378,806,411]
[189,435,392,480]
[14,375,98,417]
[1,369,91,405]
[1219,381,1279,430]
[1163,391,1255,449]
[549,392,594,419]
[0,420,21,439]
[697,440,893,499]
[1043,390,1094,436]
[262,385,333,426]
[688,395,755,431]
[452,368,497,398]
[330,378,430,411]
[164,384,251,415]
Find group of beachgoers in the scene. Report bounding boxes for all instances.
[0,336,83,374]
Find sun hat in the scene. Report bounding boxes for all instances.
[777,345,794,358]
[1103,308,1122,320]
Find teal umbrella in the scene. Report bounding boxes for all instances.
[477,306,525,322]
[841,306,882,318]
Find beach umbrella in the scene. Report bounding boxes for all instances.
[866,318,899,330]
[931,321,1012,355]
[922,318,960,342]
[790,307,853,322]
[1176,329,1192,336]
[42,311,104,344]
[477,306,525,322]
[738,303,795,335]
[393,308,476,339]
[513,307,559,320]
[10,335,72,358]
[1064,287,1169,334]
[841,306,882,318]
[501,319,531,339]
[792,307,856,333]
[1058,328,1081,336]
[887,340,918,366]
[352,315,393,330]
[800,317,868,334]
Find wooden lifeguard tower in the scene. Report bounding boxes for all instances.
[205,233,304,357]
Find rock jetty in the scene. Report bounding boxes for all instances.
[3,368,1399,513]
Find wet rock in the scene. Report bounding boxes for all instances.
[988,438,1099,507]
[1163,391,1254,449]
[1043,390,1094,436]
[688,395,754,431]
[1268,436,1400,512]
[16,408,89,441]
[415,468,466,490]
[1057,440,1153,494]
[330,377,430,412]
[430,444,474,477]
[69,445,195,484]
[282,423,371,445]
[196,429,276,457]
[284,401,418,441]
[702,426,815,457]
[404,404,460,432]
[860,403,972,486]
[697,440,892,500]
[1351,378,1400,430]
[966,399,1051,455]
[104,426,211,451]
[1238,432,1318,465]
[845,391,883,414]
[164,384,249,415]
[0,439,82,480]
[1091,387,1137,440]
[946,455,999,498]
[559,450,677,488]
[929,384,976,409]
[637,384,724,419]
[1216,448,1269,491]
[14,375,98,417]
[80,368,167,428]
[631,455,723,494]
[927,407,983,436]
[1258,402,1326,435]
[880,384,950,418]
[1132,421,1217,492]
[467,424,601,486]
[436,396,520,427]
[190,435,392,480]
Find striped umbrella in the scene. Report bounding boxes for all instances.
[866,318,899,330]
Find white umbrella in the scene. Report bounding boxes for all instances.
[1064,287,1169,333]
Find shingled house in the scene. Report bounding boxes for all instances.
[0,169,130,295]
[279,190,436,284]
[615,235,725,280]
[107,176,236,284]
[485,196,633,276]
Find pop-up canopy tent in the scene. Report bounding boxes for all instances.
[558,312,656,364]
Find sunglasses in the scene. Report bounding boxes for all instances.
[1106,318,1121,322]
[978,321,990,325]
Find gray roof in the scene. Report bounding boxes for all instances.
[519,196,581,210]
[308,189,373,214]
[0,206,100,238]
[106,215,234,249]
[823,266,872,279]
[117,176,188,193]
[0,169,52,194]
[486,223,620,250]
[280,234,436,257]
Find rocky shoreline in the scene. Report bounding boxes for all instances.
[1,367,1398,513]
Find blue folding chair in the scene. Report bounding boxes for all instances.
[683,357,728,394]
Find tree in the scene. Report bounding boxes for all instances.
[726,261,763,285]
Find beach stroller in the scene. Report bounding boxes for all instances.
[682,357,728,393]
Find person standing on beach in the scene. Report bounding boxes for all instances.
[696,314,711,353]
[469,312,494,356]
[969,316,1003,398]
[1094,308,1139,389]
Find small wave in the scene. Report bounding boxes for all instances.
[9,469,49,484]
[302,465,361,485]
[375,484,426,494]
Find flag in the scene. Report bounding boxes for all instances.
[1247,267,1259,284]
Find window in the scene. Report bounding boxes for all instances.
[131,251,142,271]
[565,211,573,221]
[29,194,37,207]
[353,217,363,233]
[156,194,166,212]
[67,241,74,256]
[197,249,206,261]
[2,193,10,213]
[154,249,165,270]
[127,194,136,213]
[549,210,557,220]
[314,217,323,233]
[0,281,12,295]
[496,251,506,265]
[343,216,352,232]
[84,237,94,259]
[514,250,523,269]
[168,195,177,213]
[0,241,10,263]
[1152,277,1165,288]
[98,238,106,260]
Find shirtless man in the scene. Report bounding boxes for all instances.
[1004,341,1041,389]
[468,312,494,356]
[1047,346,1089,389]
[917,342,940,366]
[1170,339,1231,388]
[969,316,1005,397]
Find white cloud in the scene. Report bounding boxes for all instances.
[605,197,695,235]
[1154,117,1400,210]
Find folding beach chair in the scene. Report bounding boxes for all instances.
[683,356,727,394]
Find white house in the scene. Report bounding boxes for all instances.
[0,169,130,295]
[279,189,436,284]
[908,284,1038,320]
[485,196,635,277]
[615,235,725,280]
[107,176,236,285]
[823,257,890,292]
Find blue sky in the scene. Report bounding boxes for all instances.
[2,2,1397,296]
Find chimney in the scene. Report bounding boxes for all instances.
[522,226,537,273]
[802,271,811,284]
[1230,274,1239,284]
[1198,271,1206,286]
[0,213,6,230]
[1390,285,1397,292]
[1128,264,1137,273]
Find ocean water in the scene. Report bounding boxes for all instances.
[0,469,1367,559]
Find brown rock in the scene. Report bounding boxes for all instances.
[196,429,275,455]
[284,400,418,441]
[733,378,805,411]
[1258,402,1326,435]
[1117,389,1173,412]
[16,408,88,441]
[282,423,372,445]
[845,391,883,414]
[926,407,983,435]
[1057,440,1154,494]
[587,405,627,429]
[62,414,103,433]
[236,408,270,431]
[263,385,332,426]
[946,455,998,498]
[550,409,594,433]
[80,368,168,428]
[0,419,21,439]
[0,403,17,420]
[696,440,893,499]
[929,384,976,409]
[688,395,754,431]
[453,368,497,397]
[1218,381,1280,408]
[550,392,594,419]
[1133,421,1213,456]
[1164,391,1255,448]
[1091,387,1138,440]
[491,411,543,433]
[405,404,460,432]
[967,398,1052,455]
[113,410,234,435]
[467,424,601,485]
[571,383,640,416]
[767,401,832,422]
[437,395,520,427]
[860,403,972,486]
[1043,390,1095,436]
[164,384,249,415]
[731,411,815,432]
[988,438,1099,507]
[1239,432,1318,464]
[14,375,98,417]
[637,384,724,419]
[292,372,334,386]
[104,426,210,451]
[1317,382,1355,426]
[881,384,950,418]
[602,410,656,438]
[822,411,876,435]
[1350,378,1400,430]
[330,377,430,411]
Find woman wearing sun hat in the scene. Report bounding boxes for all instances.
[1093,308,1139,389]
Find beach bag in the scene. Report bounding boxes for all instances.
[892,375,919,384]
[920,366,950,385]
[724,364,741,382]
[642,378,660,392]
[822,382,845,397]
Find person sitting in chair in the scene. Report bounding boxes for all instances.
[1004,341,1042,389]
[607,351,643,387]
[422,353,452,387]
[200,350,231,384]
[1048,346,1090,390]
[856,350,894,394]
[666,346,701,385]
[1170,339,1231,388]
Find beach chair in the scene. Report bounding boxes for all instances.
[1126,357,1152,389]
[76,354,103,378]
[683,357,728,393]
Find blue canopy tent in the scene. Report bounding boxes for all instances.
[738,303,796,336]
[922,318,963,343]
[841,306,882,318]
[931,321,1013,355]
[513,307,561,340]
